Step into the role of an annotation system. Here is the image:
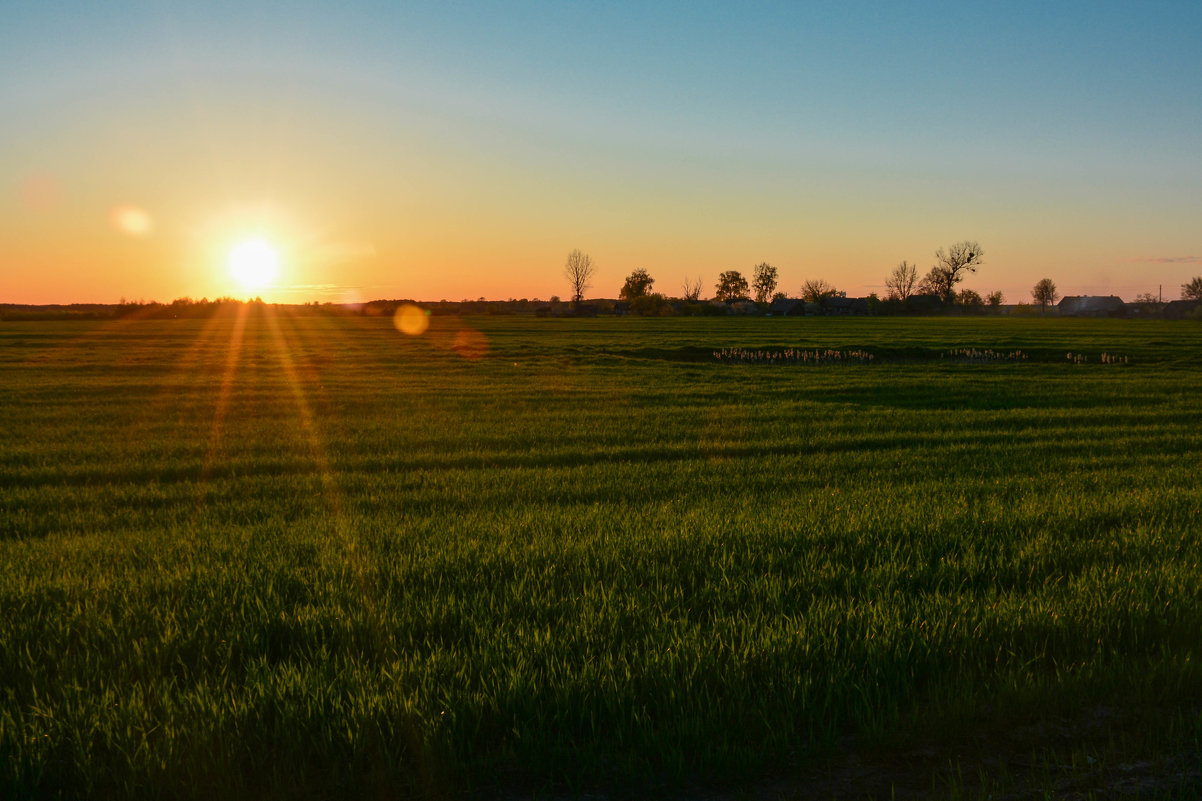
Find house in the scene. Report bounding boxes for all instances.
[1058,295,1126,317]
[767,297,805,316]
[1163,299,1202,320]
[904,294,944,315]
[820,296,870,315]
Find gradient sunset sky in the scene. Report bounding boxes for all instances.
[3,1,1200,305]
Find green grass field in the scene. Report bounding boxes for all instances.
[2,309,1201,798]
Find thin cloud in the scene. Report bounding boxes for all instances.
[1130,256,1202,264]
[276,284,359,296]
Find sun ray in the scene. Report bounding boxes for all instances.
[15,302,175,370]
[115,306,245,469]
[198,302,249,484]
[263,306,385,632]
[15,305,242,483]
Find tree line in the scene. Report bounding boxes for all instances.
[565,243,1202,314]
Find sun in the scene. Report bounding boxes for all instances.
[228,238,280,291]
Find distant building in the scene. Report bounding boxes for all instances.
[767,297,805,316]
[1163,299,1202,320]
[1058,295,1126,317]
[821,296,869,315]
[904,294,944,315]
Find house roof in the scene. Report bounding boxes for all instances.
[1058,295,1125,313]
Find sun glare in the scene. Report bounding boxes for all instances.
[228,238,280,291]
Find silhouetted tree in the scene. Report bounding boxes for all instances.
[714,271,750,302]
[619,268,654,300]
[917,268,940,297]
[958,288,984,311]
[1031,278,1059,312]
[986,290,1004,308]
[885,261,918,300]
[926,241,984,303]
[752,262,779,303]
[1182,276,1202,301]
[563,249,596,304]
[1132,291,1162,313]
[800,278,838,302]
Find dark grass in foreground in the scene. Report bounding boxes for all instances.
[1,311,1201,799]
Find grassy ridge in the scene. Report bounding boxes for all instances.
[2,310,1201,798]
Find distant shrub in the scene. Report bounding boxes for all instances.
[628,293,673,316]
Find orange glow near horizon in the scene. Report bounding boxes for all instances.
[2,173,1198,306]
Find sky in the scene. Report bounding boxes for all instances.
[3,1,1201,304]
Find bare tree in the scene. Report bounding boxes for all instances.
[800,278,838,302]
[752,262,779,303]
[714,270,750,302]
[885,261,918,300]
[682,274,701,299]
[917,267,940,297]
[1183,276,1202,301]
[681,276,703,301]
[563,249,596,304]
[1031,278,1059,312]
[927,241,984,303]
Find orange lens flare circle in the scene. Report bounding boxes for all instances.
[453,328,488,360]
[393,303,430,336]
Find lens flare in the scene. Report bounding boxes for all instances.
[110,205,153,236]
[453,328,488,360]
[393,304,430,336]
